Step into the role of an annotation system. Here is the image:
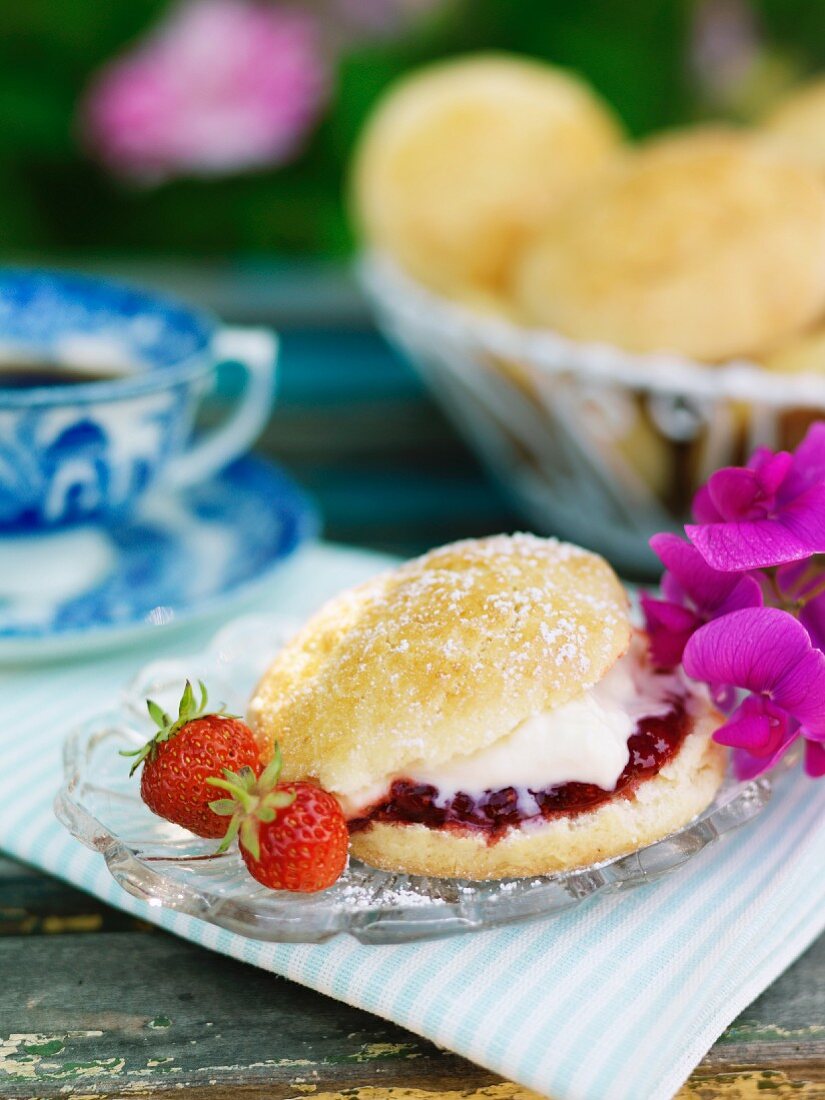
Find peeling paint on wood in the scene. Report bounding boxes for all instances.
[0,1032,429,1095]
[40,915,103,935]
[0,886,821,1100]
[338,1043,423,1064]
[0,1031,124,1085]
[677,1069,824,1097]
[721,1021,825,1043]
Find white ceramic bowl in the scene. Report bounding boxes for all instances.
[360,253,825,574]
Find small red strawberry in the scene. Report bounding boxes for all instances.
[122,680,263,839]
[208,747,349,892]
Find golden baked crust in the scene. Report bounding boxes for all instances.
[760,78,825,174]
[351,53,622,300]
[349,705,726,879]
[513,128,825,361]
[247,533,631,797]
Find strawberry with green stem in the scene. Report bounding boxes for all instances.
[208,746,349,893]
[123,680,263,839]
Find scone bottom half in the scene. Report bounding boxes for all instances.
[247,534,726,881]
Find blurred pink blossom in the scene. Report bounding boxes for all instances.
[81,0,329,183]
[690,0,762,105]
[332,0,446,38]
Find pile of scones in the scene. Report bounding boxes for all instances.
[352,52,825,376]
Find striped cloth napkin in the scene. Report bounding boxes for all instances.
[1,541,823,1100]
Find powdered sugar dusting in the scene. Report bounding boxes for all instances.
[249,532,631,794]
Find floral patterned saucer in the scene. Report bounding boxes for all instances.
[0,455,317,660]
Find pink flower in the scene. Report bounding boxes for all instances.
[641,532,762,668]
[81,0,329,183]
[683,607,825,779]
[648,421,825,782]
[686,423,825,571]
[801,593,825,655]
[713,695,800,780]
[775,557,825,653]
[333,0,445,37]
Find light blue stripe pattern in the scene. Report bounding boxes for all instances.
[0,541,823,1100]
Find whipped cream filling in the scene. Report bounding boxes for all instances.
[340,637,689,818]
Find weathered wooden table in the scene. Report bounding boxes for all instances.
[0,285,822,1099]
[0,858,822,1098]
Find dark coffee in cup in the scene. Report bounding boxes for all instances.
[0,363,129,388]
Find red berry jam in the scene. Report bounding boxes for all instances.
[348,700,690,842]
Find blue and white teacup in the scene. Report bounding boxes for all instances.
[0,269,277,528]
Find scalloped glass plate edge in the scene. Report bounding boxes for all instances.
[55,701,775,945]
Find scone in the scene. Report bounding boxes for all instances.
[759,78,825,175]
[762,324,825,376]
[351,54,623,302]
[513,127,825,362]
[248,534,725,880]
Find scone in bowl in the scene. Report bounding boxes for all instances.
[361,254,825,576]
[56,613,772,944]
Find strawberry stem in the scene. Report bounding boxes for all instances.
[206,776,254,812]
[215,815,242,854]
[260,745,283,788]
[206,742,295,856]
[120,680,237,777]
[208,798,237,817]
[240,817,261,862]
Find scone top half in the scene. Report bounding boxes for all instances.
[248,533,630,799]
[247,534,724,879]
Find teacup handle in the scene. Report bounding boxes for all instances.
[165,326,278,489]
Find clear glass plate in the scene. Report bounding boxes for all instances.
[55,613,773,944]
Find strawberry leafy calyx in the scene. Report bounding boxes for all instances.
[120,680,236,777]
[207,744,296,860]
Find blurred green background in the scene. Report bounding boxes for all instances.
[0,0,822,560]
[0,0,818,260]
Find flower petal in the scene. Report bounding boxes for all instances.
[773,485,825,554]
[800,591,825,655]
[640,593,698,669]
[747,445,779,473]
[661,570,687,605]
[712,694,795,755]
[716,574,764,616]
[770,649,825,738]
[705,467,765,521]
[716,694,800,780]
[80,0,330,182]
[754,451,794,496]
[684,608,825,738]
[650,533,761,613]
[732,738,798,780]
[775,558,813,598]
[686,516,819,570]
[711,683,738,712]
[684,607,809,693]
[804,739,825,777]
[787,422,825,493]
[691,483,722,524]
